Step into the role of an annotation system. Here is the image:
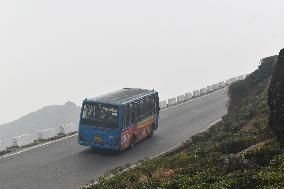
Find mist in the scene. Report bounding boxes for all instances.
[0,0,283,124]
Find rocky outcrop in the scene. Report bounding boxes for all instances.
[268,48,284,144]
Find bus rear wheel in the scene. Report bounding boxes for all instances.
[129,137,136,150]
[149,128,154,137]
[148,124,155,137]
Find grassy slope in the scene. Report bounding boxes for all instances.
[83,55,284,189]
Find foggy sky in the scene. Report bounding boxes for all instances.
[0,0,283,124]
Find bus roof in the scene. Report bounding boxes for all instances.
[86,88,157,105]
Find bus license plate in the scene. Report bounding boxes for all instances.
[95,136,102,143]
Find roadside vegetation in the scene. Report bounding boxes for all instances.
[83,55,284,189]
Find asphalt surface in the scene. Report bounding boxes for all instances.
[0,89,228,189]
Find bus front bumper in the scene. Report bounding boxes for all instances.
[79,141,121,150]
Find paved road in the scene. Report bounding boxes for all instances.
[0,89,228,189]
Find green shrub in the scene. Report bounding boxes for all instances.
[242,140,282,166]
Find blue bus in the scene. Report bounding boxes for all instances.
[78,88,160,150]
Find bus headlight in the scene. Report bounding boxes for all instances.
[108,135,114,139]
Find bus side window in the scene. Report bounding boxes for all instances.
[155,94,160,112]
[144,98,147,117]
[131,103,136,124]
[145,96,151,116]
[135,101,140,121]
[123,105,129,129]
[150,95,155,113]
[129,104,133,125]
[140,99,144,118]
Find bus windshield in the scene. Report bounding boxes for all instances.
[80,103,118,129]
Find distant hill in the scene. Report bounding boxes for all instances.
[0,102,81,144]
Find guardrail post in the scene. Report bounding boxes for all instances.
[0,141,6,152]
[12,134,34,147]
[60,123,76,135]
[193,90,200,97]
[167,98,177,107]
[38,128,57,140]
[219,81,226,88]
[159,100,167,109]
[207,85,214,92]
[200,88,207,95]
[185,92,192,100]
[177,95,185,103]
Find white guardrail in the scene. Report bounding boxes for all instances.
[168,98,177,107]
[185,92,192,100]
[0,141,5,152]
[219,81,226,88]
[0,74,247,153]
[193,90,200,97]
[177,95,186,103]
[159,100,167,109]
[60,123,76,135]
[207,85,214,92]
[200,88,207,95]
[38,128,58,140]
[13,134,34,147]
[0,123,77,152]
[213,83,219,90]
[159,74,246,110]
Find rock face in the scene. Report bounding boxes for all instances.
[268,48,284,143]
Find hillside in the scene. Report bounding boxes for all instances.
[83,54,284,189]
[0,101,81,143]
